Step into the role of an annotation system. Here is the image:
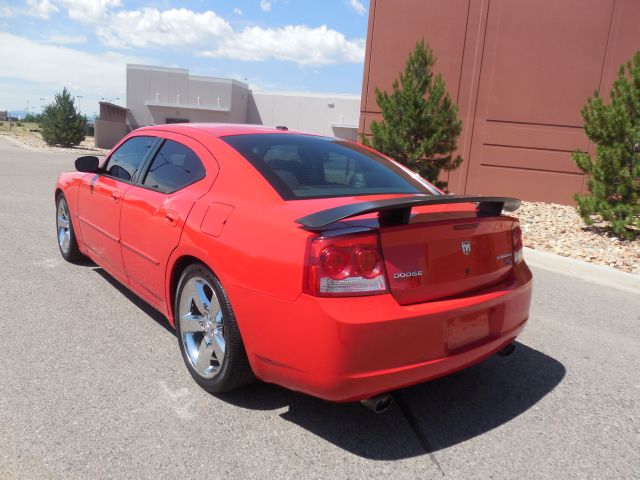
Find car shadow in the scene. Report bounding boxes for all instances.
[89,266,565,460]
[218,343,566,460]
[92,267,175,335]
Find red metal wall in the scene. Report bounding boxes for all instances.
[360,0,640,204]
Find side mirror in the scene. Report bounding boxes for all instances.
[75,156,100,173]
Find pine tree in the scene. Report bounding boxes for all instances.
[41,87,87,147]
[573,50,640,240]
[362,40,463,190]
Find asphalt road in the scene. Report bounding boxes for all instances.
[0,136,638,479]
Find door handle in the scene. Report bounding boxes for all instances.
[110,191,123,203]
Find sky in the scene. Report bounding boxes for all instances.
[0,0,369,116]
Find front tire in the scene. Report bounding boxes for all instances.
[56,193,84,262]
[175,263,254,393]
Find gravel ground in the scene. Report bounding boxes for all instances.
[0,128,109,155]
[518,201,639,274]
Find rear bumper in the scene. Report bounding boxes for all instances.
[230,262,533,402]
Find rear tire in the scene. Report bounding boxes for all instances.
[56,193,84,262]
[175,263,254,393]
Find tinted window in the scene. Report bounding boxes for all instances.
[221,134,434,199]
[142,140,206,193]
[105,136,156,182]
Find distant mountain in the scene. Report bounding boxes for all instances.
[7,110,28,118]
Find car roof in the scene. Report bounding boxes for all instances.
[134,123,311,138]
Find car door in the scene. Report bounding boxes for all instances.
[120,136,215,307]
[77,136,159,279]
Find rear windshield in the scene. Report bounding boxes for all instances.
[221,133,435,200]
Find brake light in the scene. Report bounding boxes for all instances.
[512,224,523,264]
[304,232,388,297]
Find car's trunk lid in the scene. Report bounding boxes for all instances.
[294,194,521,304]
[379,215,515,305]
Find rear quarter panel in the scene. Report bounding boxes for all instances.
[165,138,313,322]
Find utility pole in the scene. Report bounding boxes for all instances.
[76,95,83,113]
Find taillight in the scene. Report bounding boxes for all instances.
[304,232,388,297]
[512,224,523,264]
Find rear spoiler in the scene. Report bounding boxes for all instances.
[295,194,521,230]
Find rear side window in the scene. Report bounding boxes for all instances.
[142,139,206,193]
[221,134,434,200]
[105,136,156,182]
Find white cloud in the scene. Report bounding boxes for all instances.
[233,7,243,15]
[259,0,271,12]
[204,25,365,65]
[0,0,58,19]
[0,31,136,95]
[347,0,366,16]
[94,7,365,66]
[26,0,58,18]
[0,2,15,17]
[96,7,232,48]
[46,33,87,44]
[8,3,365,67]
[56,0,122,22]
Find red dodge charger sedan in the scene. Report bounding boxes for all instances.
[55,124,532,410]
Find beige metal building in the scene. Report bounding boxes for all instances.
[96,64,360,148]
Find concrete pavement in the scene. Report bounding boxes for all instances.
[524,247,640,294]
[0,136,638,479]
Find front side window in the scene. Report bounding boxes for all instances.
[221,133,435,200]
[104,136,157,182]
[142,140,206,193]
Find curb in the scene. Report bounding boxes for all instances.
[524,247,640,294]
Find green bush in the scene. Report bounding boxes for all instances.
[16,122,22,127]
[362,40,463,190]
[41,87,87,147]
[23,113,42,123]
[573,50,640,240]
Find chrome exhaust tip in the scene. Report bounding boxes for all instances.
[361,393,394,413]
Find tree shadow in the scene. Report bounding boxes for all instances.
[580,224,638,242]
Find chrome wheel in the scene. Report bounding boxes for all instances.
[57,198,71,255]
[178,276,226,379]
